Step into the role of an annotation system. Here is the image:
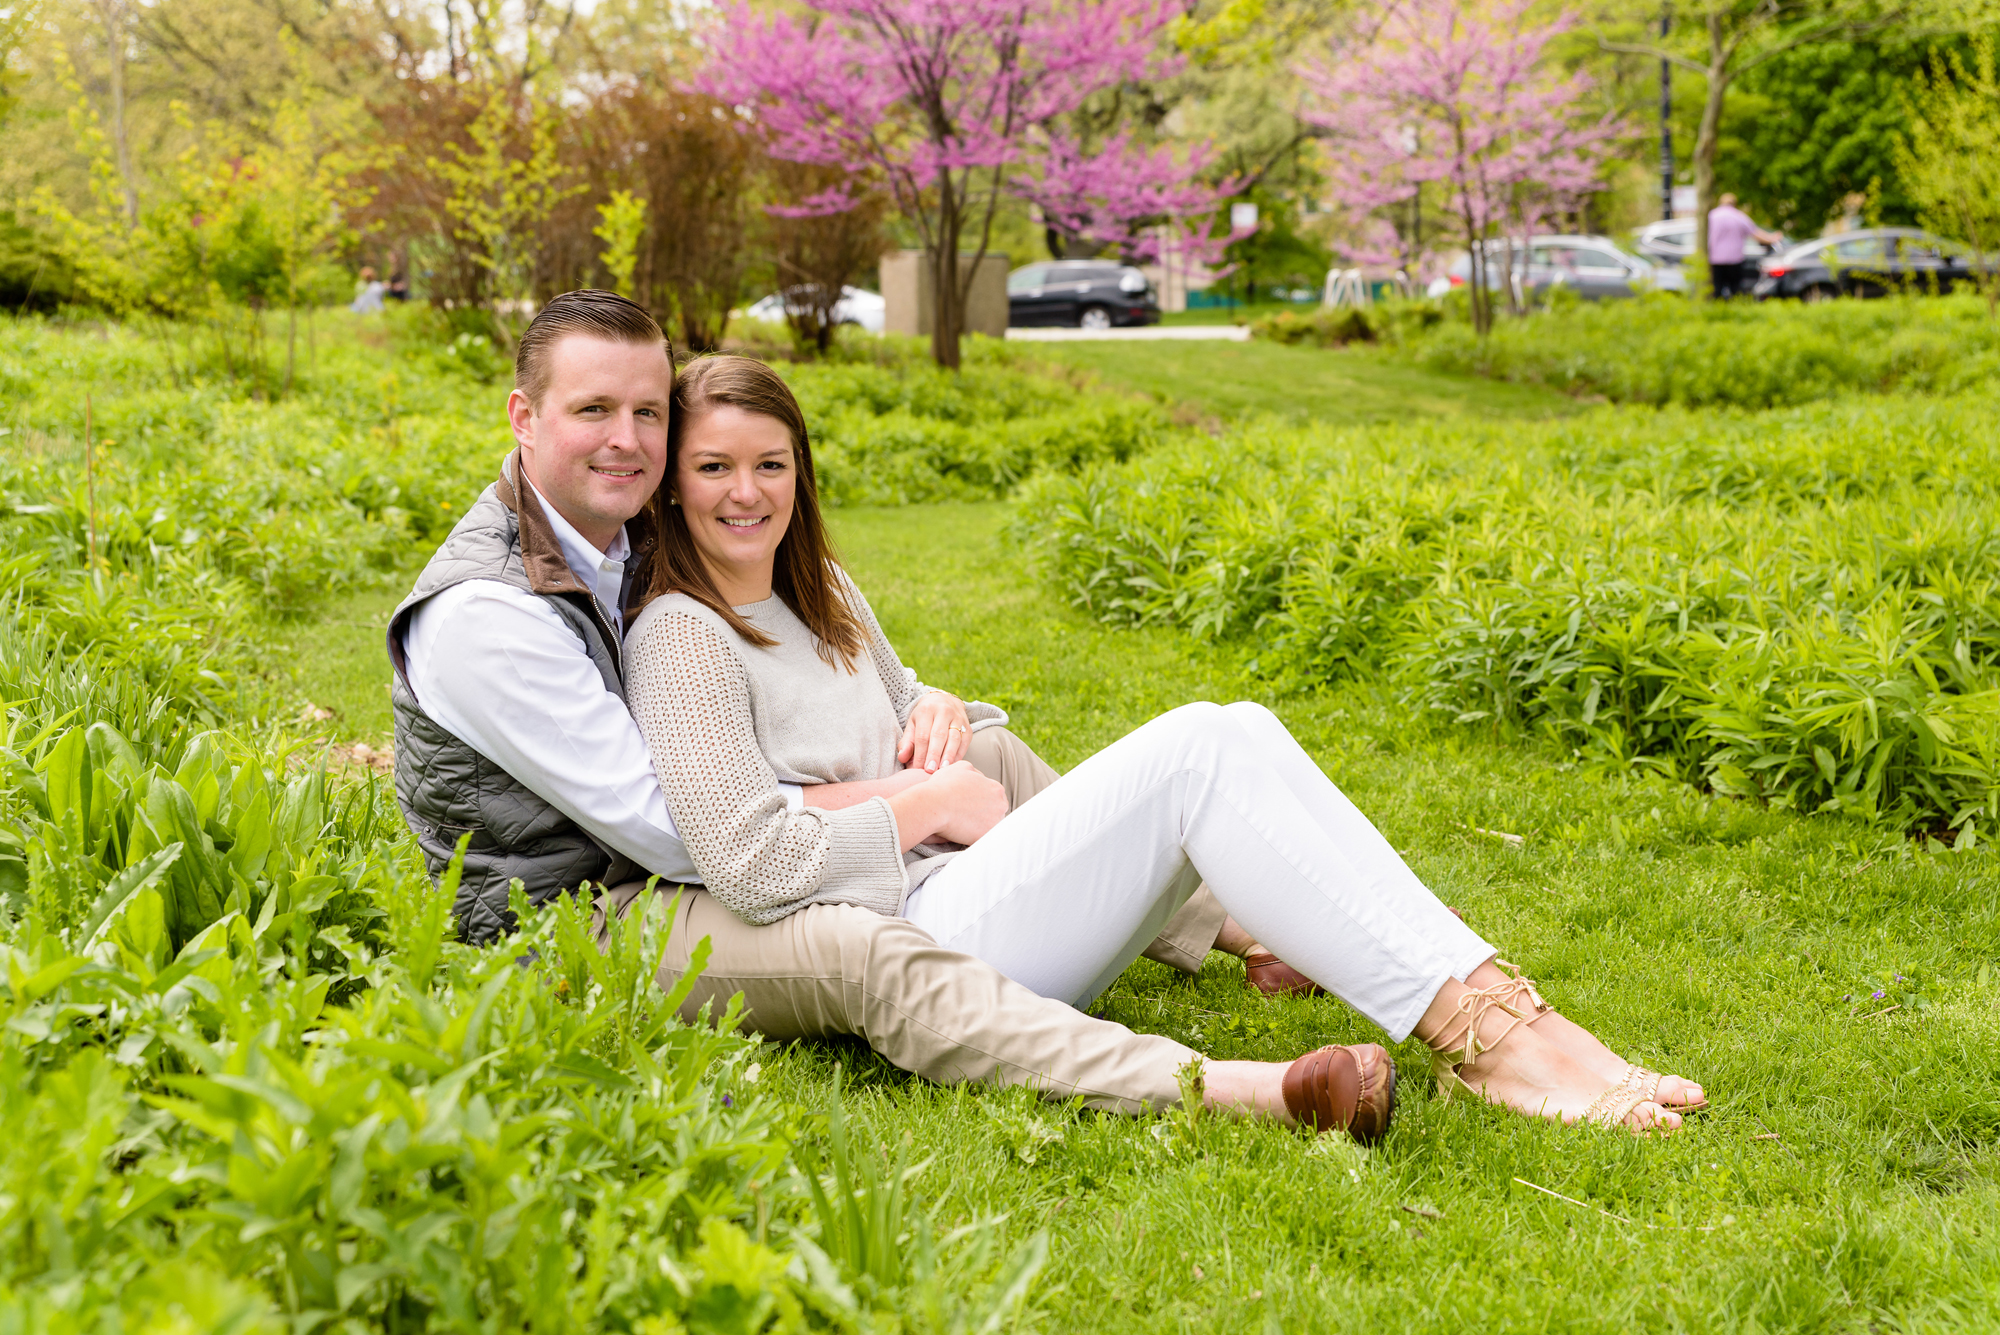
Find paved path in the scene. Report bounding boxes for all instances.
[1004,325,1252,342]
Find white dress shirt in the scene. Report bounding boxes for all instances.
[400,480,799,884]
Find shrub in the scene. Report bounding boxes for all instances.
[1251,307,1379,347]
[1019,391,2000,836]
[1402,292,2000,408]
[1251,299,1445,350]
[783,339,1182,505]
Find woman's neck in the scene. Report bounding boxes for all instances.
[704,557,774,608]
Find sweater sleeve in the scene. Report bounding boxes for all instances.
[625,607,908,923]
[840,571,1008,730]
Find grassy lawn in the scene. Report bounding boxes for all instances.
[28,308,1989,1329]
[294,486,2000,1331]
[1029,338,1577,426]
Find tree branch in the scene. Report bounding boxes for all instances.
[1594,38,1708,77]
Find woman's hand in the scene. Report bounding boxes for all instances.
[899,691,972,773]
[885,761,1007,850]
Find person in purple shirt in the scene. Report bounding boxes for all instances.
[1708,194,1782,298]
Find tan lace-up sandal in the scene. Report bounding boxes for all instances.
[1429,962,1674,1131]
[1591,1062,1708,1114]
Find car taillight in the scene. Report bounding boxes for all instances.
[1448,274,1465,287]
[1765,265,1788,277]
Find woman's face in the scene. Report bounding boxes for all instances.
[674,404,798,604]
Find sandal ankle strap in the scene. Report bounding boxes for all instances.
[1429,962,1551,1072]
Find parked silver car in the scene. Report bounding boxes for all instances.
[1632,217,1787,269]
[1428,235,1684,300]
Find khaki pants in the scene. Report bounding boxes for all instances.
[596,727,1201,1112]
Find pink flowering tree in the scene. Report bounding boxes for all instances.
[699,0,1226,367]
[1015,131,1240,268]
[1302,0,1621,334]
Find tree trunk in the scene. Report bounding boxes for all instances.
[930,170,963,370]
[92,0,140,223]
[1691,15,1731,302]
[1449,114,1491,336]
[1459,200,1490,336]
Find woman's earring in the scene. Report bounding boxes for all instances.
[668,495,680,506]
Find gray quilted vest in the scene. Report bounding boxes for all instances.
[387,451,656,945]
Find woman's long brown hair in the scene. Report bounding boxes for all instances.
[647,354,866,669]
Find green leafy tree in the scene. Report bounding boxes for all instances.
[593,188,646,298]
[1222,186,1332,303]
[430,76,581,349]
[1600,0,1907,295]
[31,48,158,316]
[0,0,39,132]
[1716,36,1945,233]
[1897,34,2000,312]
[256,60,375,391]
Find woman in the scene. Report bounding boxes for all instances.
[624,355,1707,1139]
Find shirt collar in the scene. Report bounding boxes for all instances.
[525,478,630,577]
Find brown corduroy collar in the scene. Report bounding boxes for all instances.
[494,449,657,612]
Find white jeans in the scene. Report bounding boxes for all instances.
[904,702,1495,1042]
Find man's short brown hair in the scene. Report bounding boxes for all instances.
[514,290,672,406]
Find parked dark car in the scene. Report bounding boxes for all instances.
[1007,261,1160,329]
[1752,228,1995,301]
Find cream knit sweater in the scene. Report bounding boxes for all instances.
[623,575,1003,924]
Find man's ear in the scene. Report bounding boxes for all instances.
[505,388,538,453]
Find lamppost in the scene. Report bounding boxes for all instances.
[1659,5,1674,220]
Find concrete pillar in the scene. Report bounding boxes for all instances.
[880,250,1010,337]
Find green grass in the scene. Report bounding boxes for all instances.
[285,581,409,743]
[1029,338,1577,427]
[739,505,2000,1333]
[293,500,2000,1333]
[13,308,2000,1331]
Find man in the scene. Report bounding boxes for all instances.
[388,290,1326,1120]
[1707,193,1782,299]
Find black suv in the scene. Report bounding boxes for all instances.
[1007,261,1160,329]
[1752,228,1996,300]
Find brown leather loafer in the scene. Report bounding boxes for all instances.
[1281,1043,1396,1143]
[1245,951,1325,998]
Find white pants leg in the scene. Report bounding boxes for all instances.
[903,701,1495,1041]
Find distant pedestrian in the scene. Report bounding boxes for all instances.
[1707,194,1781,298]
[351,266,387,314]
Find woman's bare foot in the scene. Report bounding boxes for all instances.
[1443,1014,1682,1134]
[1459,960,1706,1109]
[1418,966,1690,1135]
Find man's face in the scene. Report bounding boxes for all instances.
[506,335,673,552]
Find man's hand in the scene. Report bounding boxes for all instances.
[927,761,1008,845]
[884,761,1007,850]
[898,692,972,773]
